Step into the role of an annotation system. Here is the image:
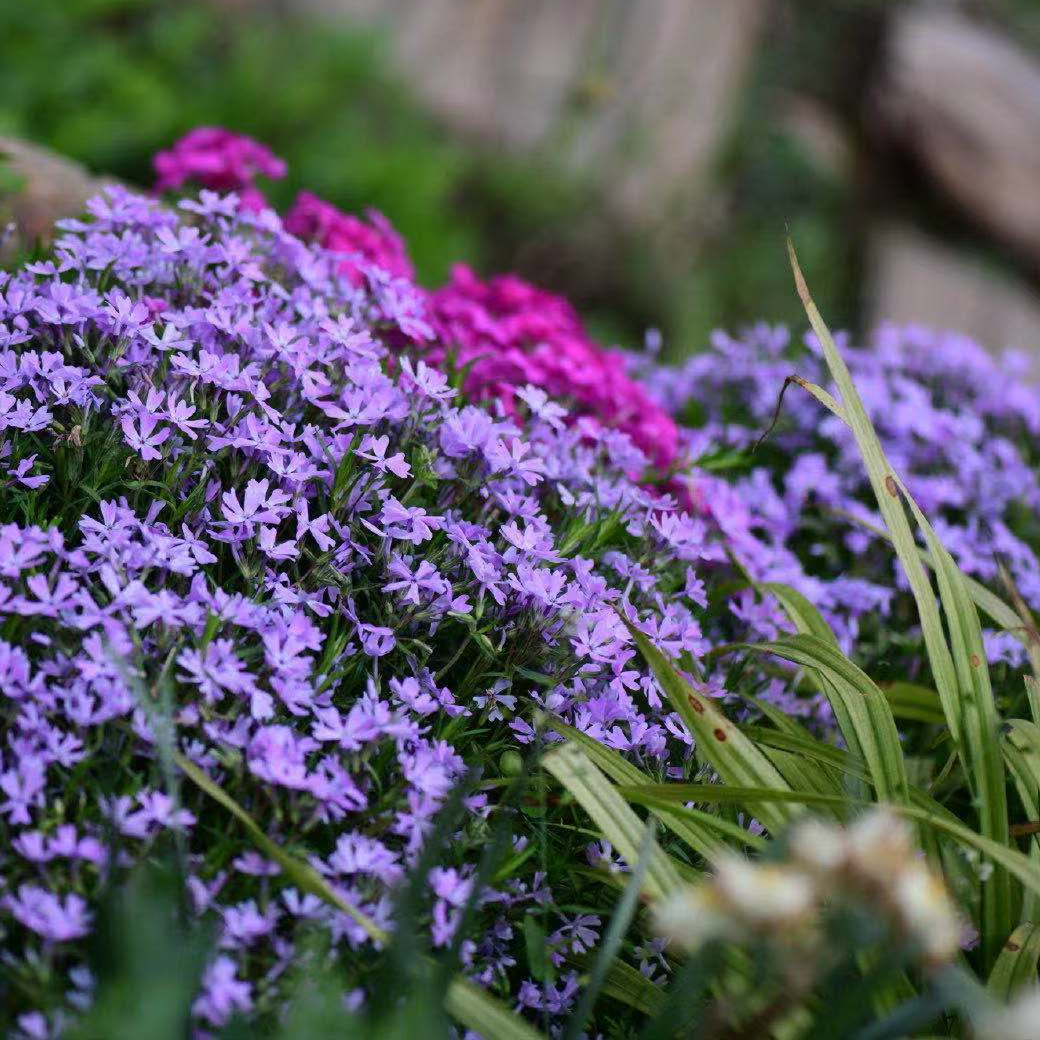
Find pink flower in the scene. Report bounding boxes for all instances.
[284,191,413,284]
[153,128,286,212]
[424,265,678,468]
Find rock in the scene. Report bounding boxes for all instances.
[0,137,109,260]
[874,8,1040,271]
[868,223,1040,372]
[298,0,767,226]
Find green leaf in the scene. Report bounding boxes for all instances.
[546,715,751,857]
[598,960,665,1016]
[542,743,682,900]
[881,682,946,726]
[787,242,1013,965]
[745,632,909,805]
[444,978,546,1040]
[623,618,795,834]
[988,923,1040,1000]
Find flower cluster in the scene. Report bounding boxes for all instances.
[632,323,1040,664]
[153,127,288,212]
[425,265,680,470]
[152,131,679,476]
[8,125,1040,1036]
[284,191,414,285]
[655,808,963,967]
[0,183,733,1035]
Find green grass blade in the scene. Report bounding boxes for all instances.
[745,632,909,805]
[987,923,1040,1000]
[787,242,1013,964]
[761,582,840,646]
[1002,720,1040,921]
[787,243,962,748]
[899,483,1014,962]
[563,824,655,1040]
[179,754,537,1040]
[598,960,665,1016]
[176,753,386,944]
[757,583,869,771]
[623,619,795,834]
[894,805,1039,904]
[444,978,546,1040]
[620,783,859,811]
[880,682,946,726]
[546,716,735,858]
[741,725,871,783]
[542,743,683,899]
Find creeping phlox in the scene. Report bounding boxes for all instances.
[633,323,1040,664]
[0,182,738,1035]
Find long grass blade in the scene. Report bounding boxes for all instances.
[787,242,1014,964]
[444,978,546,1040]
[598,960,665,1016]
[745,632,909,805]
[178,753,538,1040]
[176,753,386,944]
[546,716,736,858]
[542,743,683,899]
[564,823,655,1040]
[624,619,794,834]
[987,923,1040,1000]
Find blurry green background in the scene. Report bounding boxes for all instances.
[2,0,1040,357]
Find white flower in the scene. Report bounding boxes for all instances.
[891,861,961,963]
[976,988,1040,1040]
[789,818,846,875]
[652,886,733,951]
[846,808,913,883]
[713,855,815,926]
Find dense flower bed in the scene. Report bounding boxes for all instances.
[0,184,735,1036]
[2,130,1039,1036]
[632,323,1040,667]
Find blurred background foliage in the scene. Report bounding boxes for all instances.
[2,0,1040,357]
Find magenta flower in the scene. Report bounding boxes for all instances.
[284,191,413,284]
[423,265,679,469]
[153,127,286,212]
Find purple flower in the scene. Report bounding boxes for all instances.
[6,885,91,942]
[192,956,253,1026]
